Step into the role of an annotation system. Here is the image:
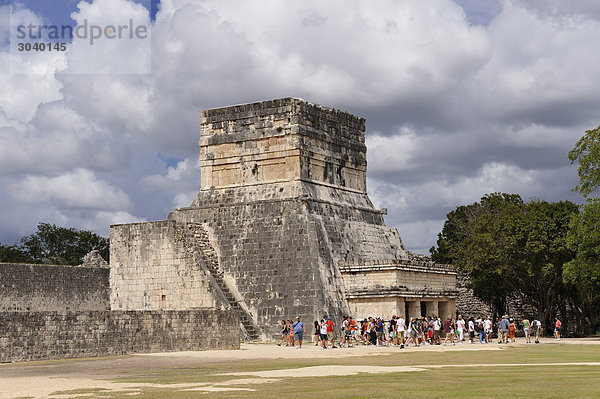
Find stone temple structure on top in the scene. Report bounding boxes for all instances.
[110,98,457,339]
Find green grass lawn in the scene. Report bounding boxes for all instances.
[53,345,600,399]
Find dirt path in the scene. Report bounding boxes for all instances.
[1,338,598,398]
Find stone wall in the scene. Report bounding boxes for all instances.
[456,273,537,320]
[161,98,410,338]
[340,260,457,321]
[199,98,367,193]
[110,220,217,310]
[0,310,239,363]
[341,265,456,295]
[171,181,407,338]
[0,263,109,312]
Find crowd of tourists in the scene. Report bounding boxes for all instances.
[277,314,562,349]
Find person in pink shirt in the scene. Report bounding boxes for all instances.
[554,317,562,340]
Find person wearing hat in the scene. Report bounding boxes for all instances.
[292,316,306,348]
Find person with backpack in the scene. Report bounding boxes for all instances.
[387,316,398,346]
[485,316,493,343]
[467,317,475,344]
[375,317,385,346]
[342,316,353,348]
[532,318,542,343]
[477,317,487,344]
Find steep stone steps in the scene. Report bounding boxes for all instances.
[178,222,261,341]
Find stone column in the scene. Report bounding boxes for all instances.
[395,298,406,318]
[407,300,421,319]
[438,301,450,320]
[447,299,457,319]
[426,300,439,317]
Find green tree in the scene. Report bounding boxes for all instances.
[432,194,578,330]
[568,124,600,197]
[565,199,600,334]
[566,124,600,334]
[519,200,578,331]
[0,243,32,263]
[18,223,109,265]
[430,202,482,265]
[432,193,525,316]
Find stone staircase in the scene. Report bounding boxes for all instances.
[176,222,261,341]
[204,265,260,341]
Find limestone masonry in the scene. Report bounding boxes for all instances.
[0,98,462,362]
[111,98,457,339]
[1,262,109,312]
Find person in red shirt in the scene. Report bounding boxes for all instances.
[325,316,336,348]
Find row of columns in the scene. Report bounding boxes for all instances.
[403,299,454,319]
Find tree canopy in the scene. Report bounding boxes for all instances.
[564,124,600,333]
[0,223,109,265]
[431,193,579,330]
[568,124,600,197]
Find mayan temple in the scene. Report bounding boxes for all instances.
[110,98,457,340]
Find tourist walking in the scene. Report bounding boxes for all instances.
[484,316,492,342]
[522,318,531,343]
[443,317,455,346]
[292,316,305,348]
[320,319,329,349]
[499,315,510,344]
[313,320,321,346]
[397,315,406,348]
[287,319,295,346]
[433,316,442,345]
[554,317,562,340]
[368,318,377,345]
[360,318,369,344]
[342,316,353,348]
[478,317,488,344]
[508,318,516,343]
[387,316,398,346]
[278,320,288,346]
[325,316,336,348]
[456,315,465,343]
[533,318,542,343]
[467,317,475,344]
[375,317,385,346]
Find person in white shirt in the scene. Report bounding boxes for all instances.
[433,316,442,345]
[456,315,466,344]
[484,316,492,343]
[397,315,406,348]
[319,319,329,349]
[467,317,475,344]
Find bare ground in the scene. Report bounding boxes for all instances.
[1,337,599,398]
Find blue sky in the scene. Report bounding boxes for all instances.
[13,0,158,27]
